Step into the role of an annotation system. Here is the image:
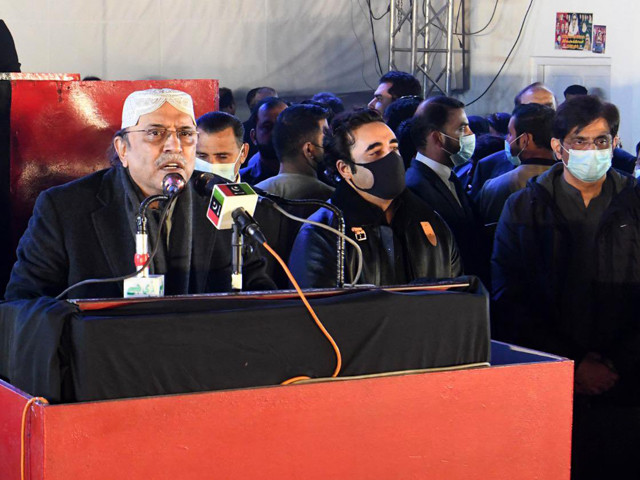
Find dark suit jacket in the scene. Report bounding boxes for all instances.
[468,150,514,202]
[406,158,489,282]
[5,167,274,300]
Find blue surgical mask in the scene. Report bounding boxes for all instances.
[504,134,525,166]
[635,166,640,179]
[442,132,476,167]
[561,146,612,183]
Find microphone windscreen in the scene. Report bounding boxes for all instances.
[162,173,186,197]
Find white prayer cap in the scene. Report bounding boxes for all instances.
[121,88,196,129]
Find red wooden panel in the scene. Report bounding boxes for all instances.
[28,362,572,480]
[9,79,218,247]
[0,381,32,480]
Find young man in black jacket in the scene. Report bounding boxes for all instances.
[288,109,461,288]
[491,95,640,479]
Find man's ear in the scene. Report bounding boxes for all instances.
[240,142,250,163]
[429,130,444,148]
[302,142,315,161]
[520,132,532,150]
[250,129,257,145]
[336,159,353,181]
[550,138,563,161]
[613,135,620,149]
[114,136,128,167]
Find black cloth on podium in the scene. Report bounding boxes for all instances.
[0,277,490,403]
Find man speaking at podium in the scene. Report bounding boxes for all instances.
[5,88,274,300]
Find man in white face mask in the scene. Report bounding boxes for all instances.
[492,95,640,478]
[195,112,248,183]
[406,96,488,283]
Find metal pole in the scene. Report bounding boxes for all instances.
[445,0,454,95]
[423,0,431,98]
[389,0,396,70]
[410,0,418,75]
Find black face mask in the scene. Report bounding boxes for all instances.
[350,150,406,200]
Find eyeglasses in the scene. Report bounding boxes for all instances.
[126,128,198,146]
[564,135,612,151]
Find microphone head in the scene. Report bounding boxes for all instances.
[162,173,186,197]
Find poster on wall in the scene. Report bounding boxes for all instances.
[555,12,593,51]
[592,25,606,54]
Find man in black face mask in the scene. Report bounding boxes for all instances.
[239,97,288,185]
[288,109,462,288]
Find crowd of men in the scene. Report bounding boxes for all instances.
[4,72,640,479]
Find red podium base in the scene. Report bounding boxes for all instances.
[0,342,573,480]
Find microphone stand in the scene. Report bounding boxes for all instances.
[194,172,346,288]
[134,172,186,277]
[231,223,243,291]
[135,194,169,277]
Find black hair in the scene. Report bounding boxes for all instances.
[311,92,345,116]
[467,115,490,136]
[246,86,277,109]
[563,84,588,99]
[379,71,422,100]
[552,95,619,140]
[301,99,337,124]
[486,112,511,137]
[471,134,504,162]
[384,96,422,134]
[272,104,329,162]
[196,111,244,147]
[396,118,416,170]
[511,103,555,151]
[109,128,129,167]
[253,96,288,117]
[410,96,465,150]
[325,109,384,173]
[636,141,640,157]
[219,87,235,110]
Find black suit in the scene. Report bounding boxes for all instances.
[406,158,489,282]
[5,166,274,300]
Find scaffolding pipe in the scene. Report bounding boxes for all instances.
[410,0,418,75]
[389,1,396,70]
[444,0,454,95]
[423,0,431,98]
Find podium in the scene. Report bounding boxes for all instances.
[0,281,573,479]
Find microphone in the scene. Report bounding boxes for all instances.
[204,182,263,291]
[206,182,259,230]
[162,173,186,197]
[232,207,267,245]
